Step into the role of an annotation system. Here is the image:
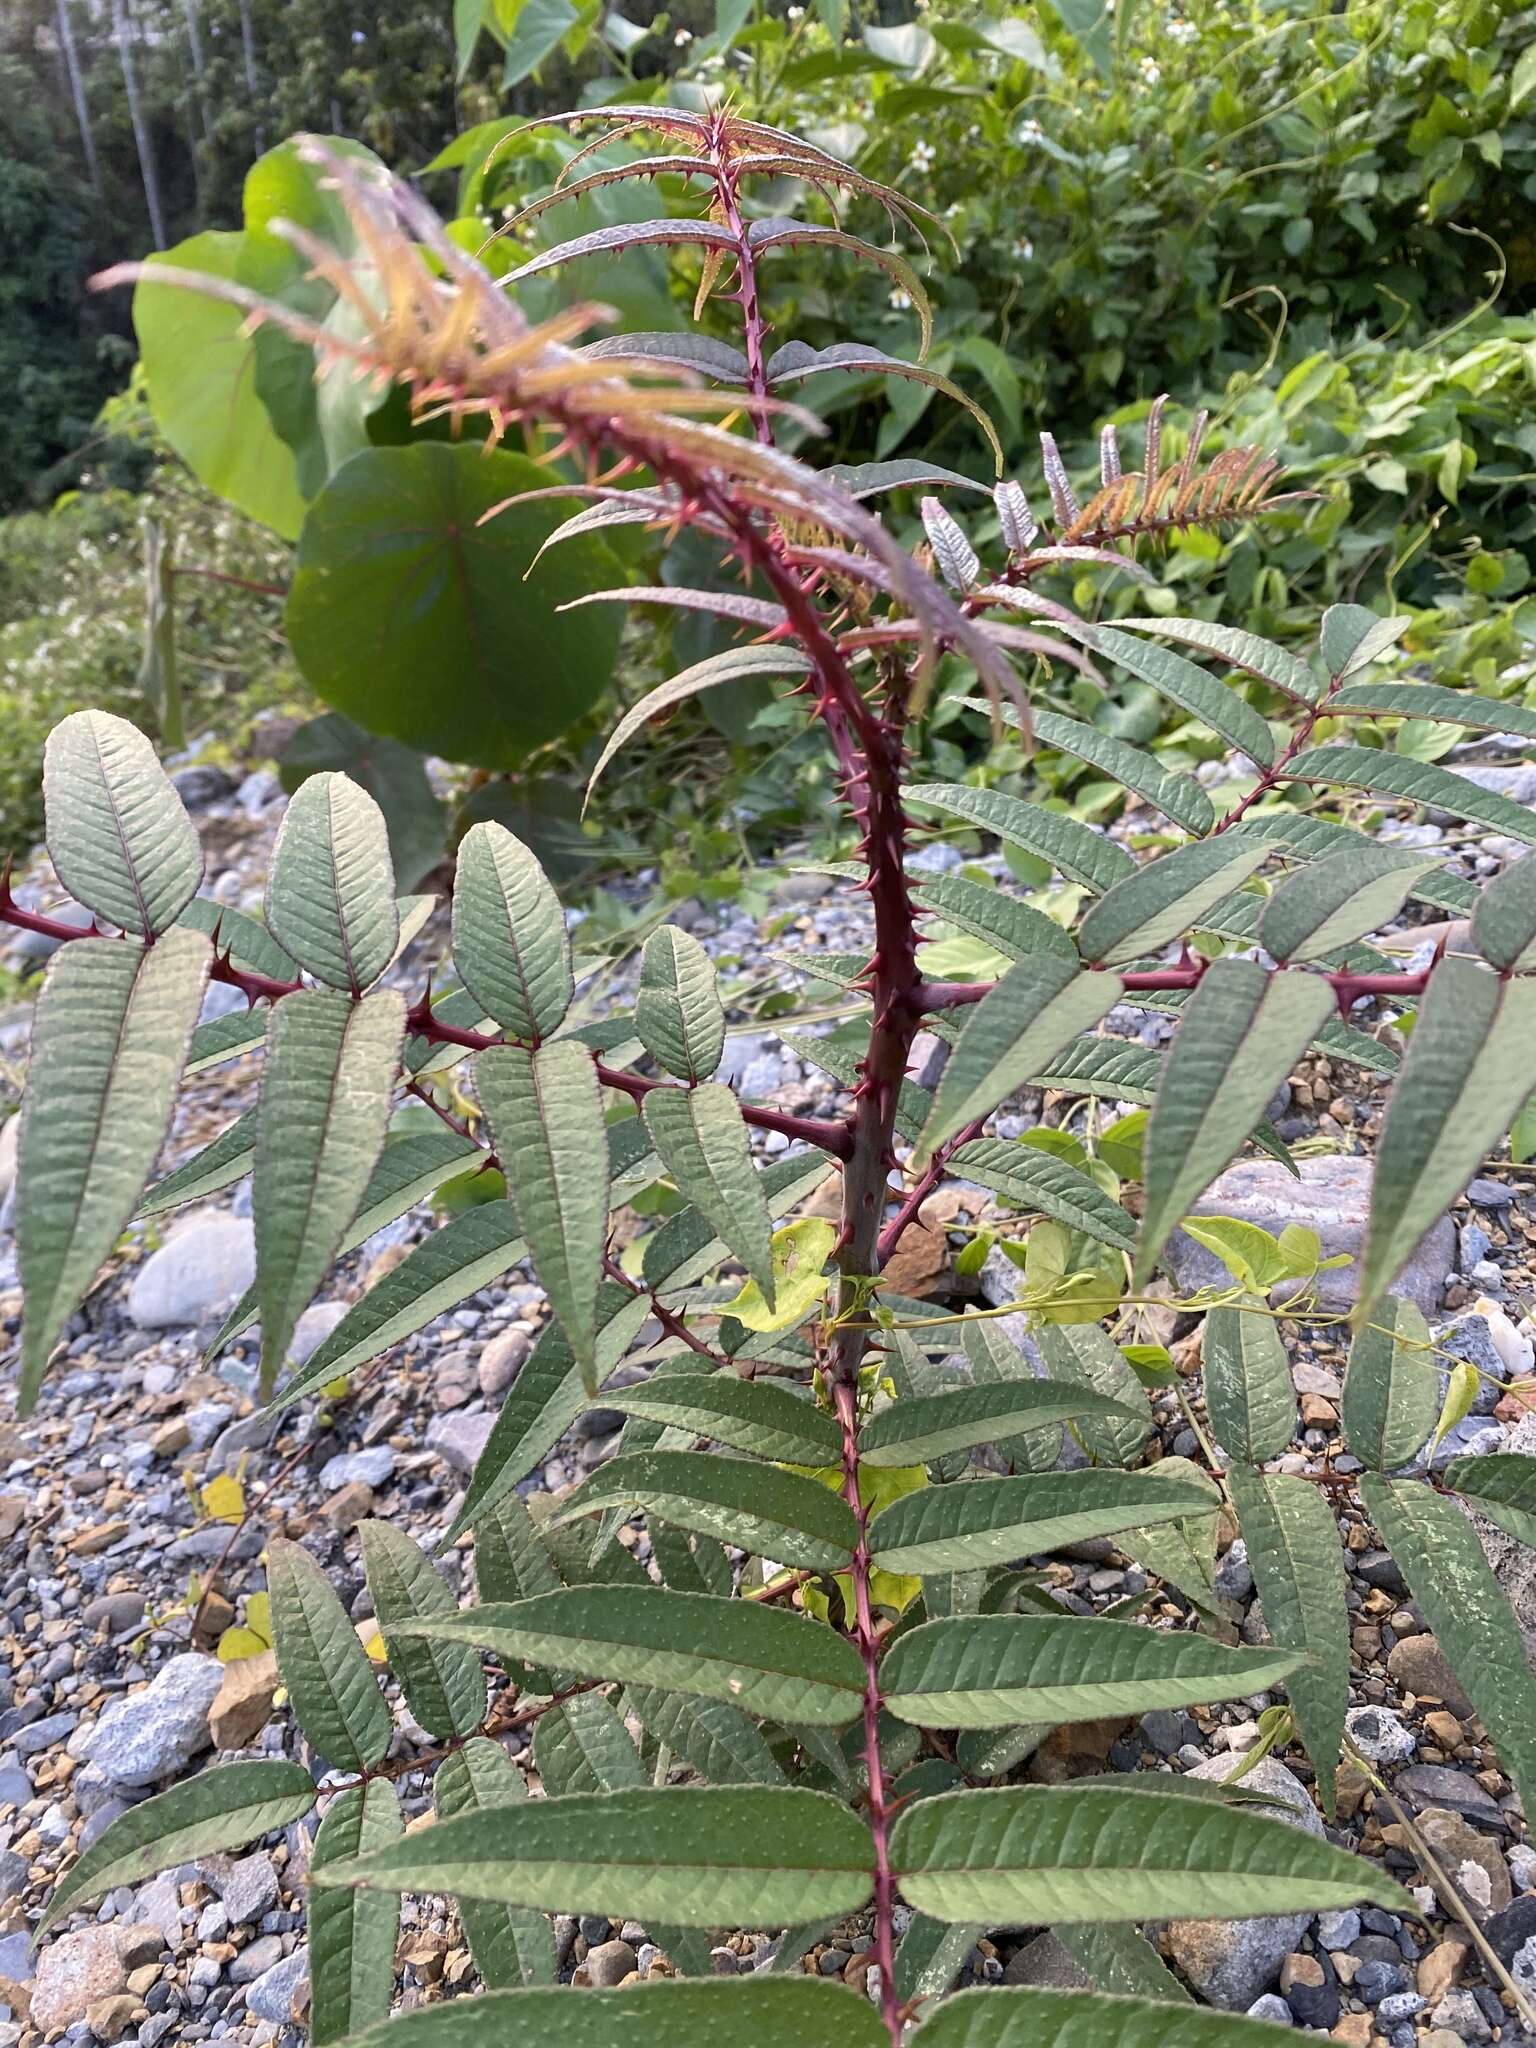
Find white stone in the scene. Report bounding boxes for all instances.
[127,1211,255,1329]
[1160,1750,1326,2008]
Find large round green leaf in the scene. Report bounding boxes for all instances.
[285,445,625,769]
[135,231,306,541]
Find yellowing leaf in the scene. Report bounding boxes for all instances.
[1430,1359,1480,1456]
[216,1626,271,1665]
[244,1592,272,1645]
[722,1219,837,1333]
[200,1473,246,1526]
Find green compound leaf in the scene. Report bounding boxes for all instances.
[888,1782,1408,1925]
[1202,1302,1296,1463]
[893,1912,985,2007]
[867,1469,1216,1575]
[358,1519,487,1741]
[1361,1475,1536,1823]
[882,1614,1304,1730]
[140,1109,256,1216]
[214,1129,479,1363]
[478,1042,610,1389]
[949,1137,1136,1250]
[18,929,210,1411]
[36,1761,315,1939]
[960,699,1213,836]
[253,988,405,1392]
[643,1149,833,1294]
[451,820,574,1042]
[474,1493,563,1608]
[625,1685,788,1787]
[1035,1324,1154,1467]
[185,1006,270,1078]
[392,1587,866,1726]
[601,1373,843,1468]
[1332,679,1536,741]
[1220,810,1473,918]
[1340,1296,1438,1471]
[435,1740,557,1988]
[314,1784,874,1929]
[917,960,1125,1160]
[554,1450,859,1572]
[1053,1924,1189,2003]
[1112,616,1322,704]
[178,896,299,981]
[905,784,1134,895]
[274,1201,529,1407]
[1471,847,1536,972]
[445,1285,652,1542]
[860,1380,1144,1469]
[1283,746,1536,844]
[1228,1466,1348,1817]
[910,872,1079,964]
[1077,840,1273,970]
[309,1780,401,2045]
[1259,844,1441,965]
[266,1537,392,1771]
[1444,1453,1536,1548]
[1318,604,1411,681]
[317,1978,889,2047]
[1135,959,1332,1286]
[585,647,815,809]
[43,710,203,936]
[1070,624,1277,766]
[636,925,727,1082]
[643,1083,776,1305]
[266,771,399,992]
[535,1693,645,1796]
[916,1985,1332,2046]
[1359,959,1536,1321]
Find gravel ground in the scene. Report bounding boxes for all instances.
[4,736,1536,2044]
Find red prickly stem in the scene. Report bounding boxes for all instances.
[833,1375,903,2045]
[712,137,775,450]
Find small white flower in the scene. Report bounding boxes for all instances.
[673,26,693,44]
[787,5,804,17]
[1139,55,1161,82]
[1014,236,1034,261]
[1017,117,1045,145]
[909,140,937,171]
[1167,15,1196,39]
[889,288,913,310]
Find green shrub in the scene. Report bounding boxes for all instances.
[14,121,1536,2047]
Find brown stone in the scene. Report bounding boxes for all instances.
[31,1927,131,2033]
[67,1520,132,1556]
[1330,2019,1374,2046]
[1495,1377,1536,1423]
[1415,1806,1511,1921]
[150,1418,191,1458]
[1417,1936,1470,2003]
[323,1481,374,1532]
[364,1244,409,1290]
[1423,1710,1464,1751]
[1300,1392,1338,1428]
[125,1965,161,1996]
[209,1649,279,1750]
[1386,1633,1475,1718]
[878,1200,950,1298]
[88,1992,142,2042]
[1334,1761,1371,1819]
[1280,1952,1325,1993]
